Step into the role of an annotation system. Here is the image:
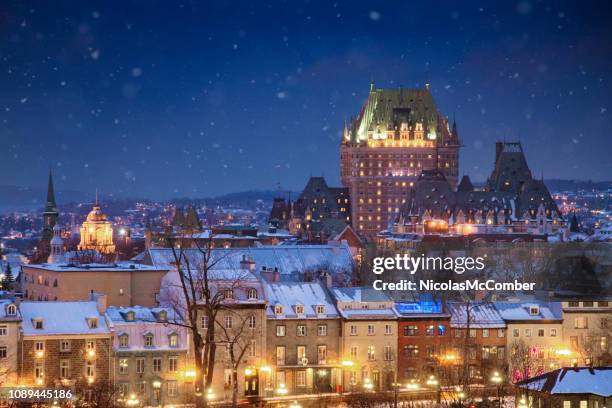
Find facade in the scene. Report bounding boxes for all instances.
[396,299,451,382]
[18,300,112,390]
[0,299,21,386]
[390,142,564,238]
[448,302,507,385]
[496,302,565,381]
[561,301,611,366]
[20,262,168,307]
[340,83,460,238]
[331,287,399,391]
[157,263,268,401]
[263,280,342,396]
[105,306,190,406]
[78,198,116,254]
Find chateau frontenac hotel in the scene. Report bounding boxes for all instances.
[341,82,461,237]
[340,83,564,239]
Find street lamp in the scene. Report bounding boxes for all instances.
[126,394,139,407]
[363,377,374,391]
[289,402,302,408]
[276,383,288,395]
[517,396,528,408]
[426,375,440,404]
[206,388,215,401]
[491,371,503,408]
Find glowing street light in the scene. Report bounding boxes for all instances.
[206,388,215,401]
[517,396,528,408]
[426,375,438,387]
[491,371,503,408]
[276,384,288,395]
[363,378,374,391]
[341,360,354,367]
[126,394,139,406]
[289,402,302,408]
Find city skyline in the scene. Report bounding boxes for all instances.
[1,1,611,200]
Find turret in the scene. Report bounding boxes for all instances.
[47,224,65,263]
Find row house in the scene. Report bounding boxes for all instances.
[263,281,342,396]
[331,287,399,392]
[448,302,507,385]
[396,298,451,382]
[105,306,190,407]
[157,263,268,402]
[561,300,610,366]
[495,301,564,381]
[0,300,21,386]
[18,298,112,391]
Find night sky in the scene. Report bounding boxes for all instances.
[1,0,611,200]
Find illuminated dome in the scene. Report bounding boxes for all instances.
[86,205,109,222]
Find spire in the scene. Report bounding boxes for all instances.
[46,168,56,208]
[370,79,375,92]
[451,115,459,139]
[95,189,99,206]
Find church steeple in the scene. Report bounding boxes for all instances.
[42,169,59,242]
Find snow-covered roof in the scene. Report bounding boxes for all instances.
[331,287,393,303]
[105,306,181,324]
[144,244,354,281]
[20,301,110,336]
[264,281,339,319]
[516,367,612,397]
[23,262,165,272]
[340,308,399,320]
[448,301,506,328]
[495,301,562,321]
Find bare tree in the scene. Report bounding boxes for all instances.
[509,339,539,383]
[159,232,257,408]
[73,382,122,408]
[216,309,257,408]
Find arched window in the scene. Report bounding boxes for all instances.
[247,289,258,300]
[6,304,16,316]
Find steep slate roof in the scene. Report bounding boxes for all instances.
[397,142,561,223]
[486,142,533,192]
[348,84,458,146]
[516,367,612,397]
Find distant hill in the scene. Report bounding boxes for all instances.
[0,185,91,212]
[172,190,299,209]
[544,179,612,192]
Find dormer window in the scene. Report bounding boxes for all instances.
[124,311,135,322]
[33,319,44,330]
[6,304,16,316]
[87,317,99,329]
[295,305,305,315]
[274,305,283,315]
[247,289,258,300]
[144,333,154,348]
[529,306,539,316]
[157,310,167,322]
[168,332,179,348]
[315,305,325,314]
[118,333,129,348]
[224,289,234,300]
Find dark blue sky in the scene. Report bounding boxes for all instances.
[1,0,611,199]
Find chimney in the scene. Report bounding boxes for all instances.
[272,267,280,283]
[90,291,108,314]
[239,255,256,271]
[495,142,503,163]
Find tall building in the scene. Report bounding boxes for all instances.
[78,194,116,254]
[341,82,460,238]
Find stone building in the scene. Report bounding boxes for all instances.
[561,300,611,366]
[17,299,112,390]
[0,299,21,386]
[391,142,564,238]
[330,287,399,391]
[105,306,190,406]
[340,82,460,238]
[495,301,565,382]
[263,280,342,396]
[448,302,507,385]
[20,262,168,307]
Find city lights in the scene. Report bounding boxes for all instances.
[276,384,288,395]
